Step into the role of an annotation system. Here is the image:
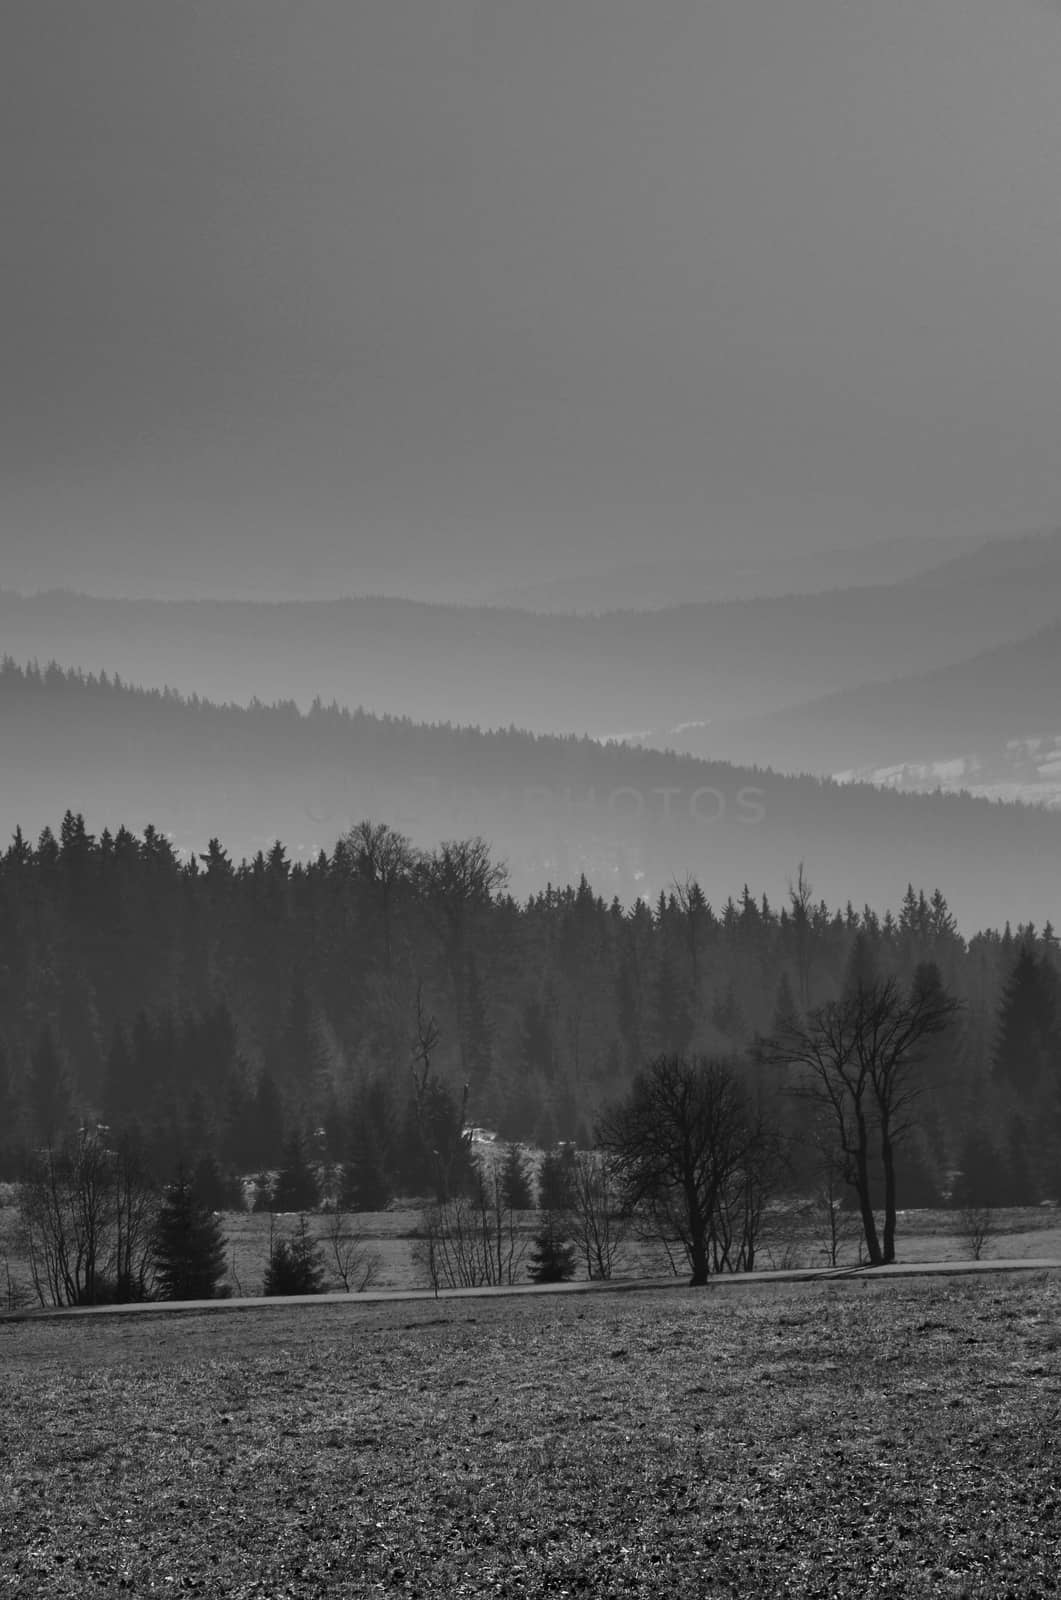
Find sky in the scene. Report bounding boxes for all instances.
[5,1,1061,599]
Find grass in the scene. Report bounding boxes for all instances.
[2,1273,1060,1596]
[4,1199,1060,1310]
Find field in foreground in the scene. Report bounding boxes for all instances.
[2,1274,1060,1598]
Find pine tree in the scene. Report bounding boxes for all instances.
[771,970,800,1034]
[520,996,555,1081]
[102,1023,138,1126]
[528,1216,576,1284]
[249,1070,286,1168]
[710,979,745,1041]
[273,975,330,1094]
[537,1145,576,1211]
[652,946,693,1059]
[273,1131,321,1212]
[994,946,1058,1094]
[499,1142,534,1210]
[190,1151,243,1212]
[263,1215,326,1295]
[154,1172,229,1300]
[462,957,493,1096]
[340,1124,393,1212]
[843,931,879,996]
[28,1026,71,1145]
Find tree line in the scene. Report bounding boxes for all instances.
[1,811,1058,1262]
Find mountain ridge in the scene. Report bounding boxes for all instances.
[3,657,1060,933]
[4,530,1061,738]
[676,620,1061,779]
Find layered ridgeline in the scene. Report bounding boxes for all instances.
[678,624,1061,805]
[4,530,1061,741]
[481,529,987,612]
[3,659,1060,932]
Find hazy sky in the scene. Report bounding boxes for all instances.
[6,1,1061,598]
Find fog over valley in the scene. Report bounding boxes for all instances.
[3,658,1060,936]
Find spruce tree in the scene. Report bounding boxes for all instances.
[652,946,693,1059]
[190,1151,243,1212]
[771,971,800,1034]
[339,1127,393,1212]
[528,1217,576,1284]
[500,1142,534,1210]
[994,946,1058,1094]
[273,1131,321,1212]
[28,1026,71,1145]
[537,1145,576,1211]
[263,1215,326,1295]
[154,1173,228,1300]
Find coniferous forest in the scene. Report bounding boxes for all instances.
[1,808,1057,1212]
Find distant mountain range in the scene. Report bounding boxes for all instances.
[482,530,990,612]
[656,616,1061,811]
[3,660,1060,933]
[3,530,1061,744]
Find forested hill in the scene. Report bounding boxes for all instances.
[2,658,1061,932]
[0,801,1057,1211]
[690,622,1061,776]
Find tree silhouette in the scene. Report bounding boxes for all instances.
[154,1171,228,1300]
[263,1215,325,1296]
[762,973,959,1264]
[598,1055,761,1286]
[499,1142,534,1210]
[272,1132,321,1213]
[994,945,1058,1095]
[528,1217,576,1284]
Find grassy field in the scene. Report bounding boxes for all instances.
[2,1272,1060,1597]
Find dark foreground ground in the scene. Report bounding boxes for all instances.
[1,1272,1059,1599]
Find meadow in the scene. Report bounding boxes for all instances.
[4,1196,1061,1310]
[2,1271,1060,1597]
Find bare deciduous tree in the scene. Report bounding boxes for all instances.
[343,819,420,978]
[321,1204,381,1292]
[415,838,508,1081]
[566,1149,628,1281]
[598,1055,771,1286]
[760,972,960,1265]
[417,1156,527,1292]
[812,1131,863,1268]
[958,1205,994,1262]
[707,1099,785,1275]
[18,1127,158,1306]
